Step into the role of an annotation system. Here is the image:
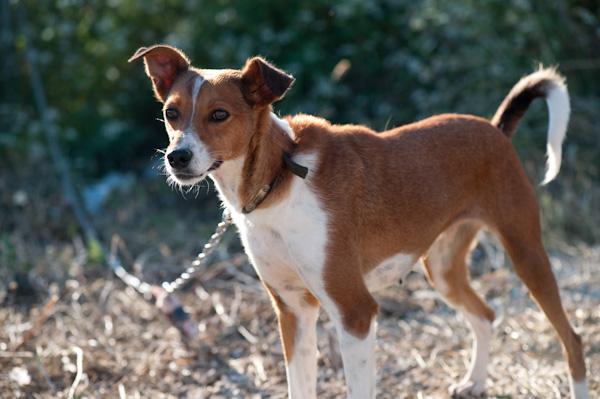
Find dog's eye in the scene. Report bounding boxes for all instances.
[210,109,229,122]
[165,108,179,120]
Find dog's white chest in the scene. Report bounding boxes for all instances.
[224,154,329,292]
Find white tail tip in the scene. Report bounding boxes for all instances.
[541,72,570,185]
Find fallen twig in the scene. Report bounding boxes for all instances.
[12,294,58,351]
[118,383,127,399]
[66,346,84,399]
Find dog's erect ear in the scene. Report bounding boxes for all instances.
[128,45,190,102]
[241,57,294,107]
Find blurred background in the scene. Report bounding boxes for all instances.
[1,1,599,398]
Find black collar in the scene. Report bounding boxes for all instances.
[283,152,308,178]
[241,152,308,214]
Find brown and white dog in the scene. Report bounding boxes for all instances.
[129,45,588,398]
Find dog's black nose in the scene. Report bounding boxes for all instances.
[167,149,193,169]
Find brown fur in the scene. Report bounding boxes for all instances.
[128,45,190,101]
[287,114,507,337]
[131,47,586,384]
[284,113,584,381]
[422,220,495,322]
[265,284,298,363]
[238,108,296,211]
[160,68,297,211]
[241,57,294,106]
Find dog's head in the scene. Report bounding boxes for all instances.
[129,44,294,186]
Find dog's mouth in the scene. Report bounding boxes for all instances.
[172,160,222,184]
[207,160,223,172]
[173,172,204,182]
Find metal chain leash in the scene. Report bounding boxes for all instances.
[107,209,233,297]
[106,210,234,338]
[161,209,233,293]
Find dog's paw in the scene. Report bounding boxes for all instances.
[449,379,486,398]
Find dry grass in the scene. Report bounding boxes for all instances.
[1,237,599,398]
[1,168,598,398]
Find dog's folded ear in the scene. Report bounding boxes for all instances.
[241,57,294,107]
[128,45,190,102]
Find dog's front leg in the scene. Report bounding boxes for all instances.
[313,275,379,398]
[334,316,377,399]
[265,285,320,399]
[290,252,379,398]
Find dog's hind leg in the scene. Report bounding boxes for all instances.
[491,186,588,398]
[422,220,494,397]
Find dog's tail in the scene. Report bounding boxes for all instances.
[491,67,570,184]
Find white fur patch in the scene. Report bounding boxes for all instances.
[210,156,245,211]
[570,378,589,399]
[450,310,492,396]
[271,112,295,139]
[182,75,211,174]
[189,75,204,123]
[283,295,319,399]
[365,253,415,292]
[209,147,330,300]
[542,79,570,185]
[235,151,331,305]
[337,319,377,399]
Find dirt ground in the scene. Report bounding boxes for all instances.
[1,233,599,398]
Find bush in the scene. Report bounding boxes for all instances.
[1,0,598,241]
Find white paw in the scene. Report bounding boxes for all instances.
[449,378,486,398]
[570,379,589,399]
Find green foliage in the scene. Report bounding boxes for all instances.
[86,238,104,265]
[1,0,599,241]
